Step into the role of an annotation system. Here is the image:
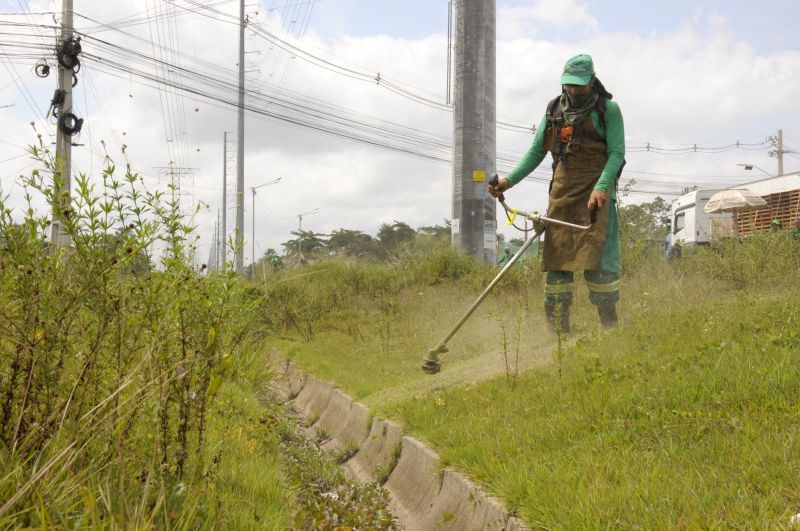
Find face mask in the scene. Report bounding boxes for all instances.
[566,91,589,106]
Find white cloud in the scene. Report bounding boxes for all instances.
[498,0,599,39]
[1,2,798,264]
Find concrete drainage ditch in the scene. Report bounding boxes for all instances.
[269,356,530,531]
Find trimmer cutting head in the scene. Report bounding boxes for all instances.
[421,344,448,374]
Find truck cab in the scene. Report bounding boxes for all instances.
[670,189,732,245]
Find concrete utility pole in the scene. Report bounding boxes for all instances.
[52,0,74,247]
[451,0,496,264]
[214,210,220,271]
[446,0,453,105]
[222,131,229,264]
[778,129,784,176]
[209,214,218,272]
[235,0,246,272]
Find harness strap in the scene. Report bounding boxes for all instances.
[546,93,610,188]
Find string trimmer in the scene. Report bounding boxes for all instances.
[420,176,594,374]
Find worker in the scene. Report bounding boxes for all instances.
[663,225,674,260]
[497,246,514,267]
[489,54,625,332]
[770,219,782,232]
[792,218,800,239]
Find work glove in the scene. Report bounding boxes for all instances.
[488,175,509,198]
[530,215,545,234]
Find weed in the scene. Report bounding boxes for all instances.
[377,294,398,356]
[275,399,400,529]
[304,411,321,427]
[495,312,523,389]
[315,427,331,444]
[439,511,456,524]
[333,442,360,464]
[375,441,403,485]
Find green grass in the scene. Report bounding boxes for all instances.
[270,250,719,408]
[383,288,800,527]
[273,283,525,397]
[265,234,800,527]
[201,349,295,529]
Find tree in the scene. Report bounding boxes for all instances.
[281,230,328,258]
[327,229,375,257]
[417,223,450,239]
[377,221,415,251]
[618,196,671,244]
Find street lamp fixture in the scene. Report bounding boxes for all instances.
[736,163,773,177]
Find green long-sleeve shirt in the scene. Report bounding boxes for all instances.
[505,100,625,196]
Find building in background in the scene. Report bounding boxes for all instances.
[733,172,800,236]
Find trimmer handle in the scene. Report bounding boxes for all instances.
[488,174,506,202]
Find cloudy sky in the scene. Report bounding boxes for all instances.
[1,0,799,265]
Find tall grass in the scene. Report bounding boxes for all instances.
[0,142,289,527]
[256,238,543,344]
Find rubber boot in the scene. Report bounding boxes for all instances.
[597,303,618,329]
[544,302,570,334]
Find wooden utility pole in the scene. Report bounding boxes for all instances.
[52,0,74,247]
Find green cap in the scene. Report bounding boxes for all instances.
[560,54,595,86]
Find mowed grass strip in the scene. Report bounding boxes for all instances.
[273,280,551,403]
[383,289,800,528]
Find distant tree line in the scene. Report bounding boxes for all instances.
[246,189,675,275]
[247,221,452,274]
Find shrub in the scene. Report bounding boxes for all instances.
[0,141,256,527]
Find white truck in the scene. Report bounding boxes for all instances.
[670,189,733,245]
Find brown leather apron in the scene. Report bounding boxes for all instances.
[542,115,610,271]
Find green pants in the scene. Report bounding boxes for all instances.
[544,270,620,306]
[544,200,620,306]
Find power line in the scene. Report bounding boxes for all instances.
[2,17,774,155]
[0,17,778,199]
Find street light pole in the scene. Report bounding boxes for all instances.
[249,177,281,270]
[737,163,773,178]
[297,208,319,261]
